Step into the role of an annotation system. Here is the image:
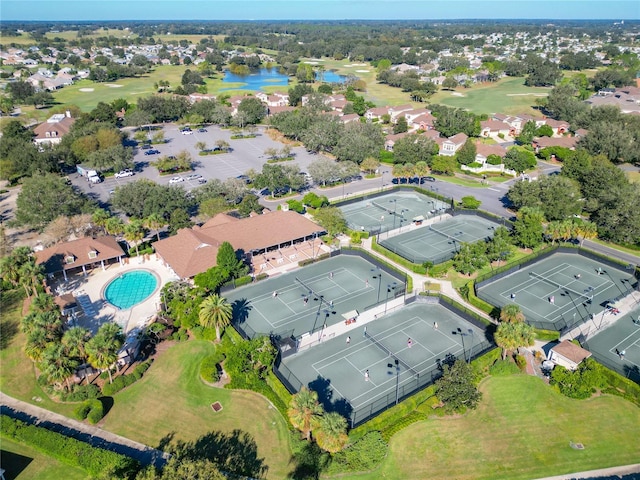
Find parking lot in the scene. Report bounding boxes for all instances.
[70,124,325,204]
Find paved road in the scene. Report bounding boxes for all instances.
[0,391,169,469]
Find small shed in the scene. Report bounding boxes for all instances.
[548,340,592,371]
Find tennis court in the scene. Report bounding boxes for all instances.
[278,302,491,426]
[477,252,637,331]
[379,214,502,264]
[339,190,449,235]
[225,254,406,339]
[583,306,640,383]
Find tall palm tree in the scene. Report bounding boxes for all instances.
[313,412,349,453]
[92,208,112,234]
[62,326,90,362]
[287,387,324,441]
[145,213,165,242]
[104,217,125,237]
[124,219,146,257]
[31,293,57,313]
[24,328,49,363]
[494,322,535,360]
[41,342,79,391]
[499,304,525,324]
[578,221,598,246]
[18,260,43,297]
[86,323,124,384]
[199,294,233,342]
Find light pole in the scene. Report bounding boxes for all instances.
[389,199,398,230]
[390,358,400,404]
[453,327,474,363]
[312,294,324,333]
[372,268,383,303]
[385,282,397,314]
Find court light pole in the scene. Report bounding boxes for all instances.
[372,268,383,303]
[385,282,397,314]
[391,358,400,404]
[453,327,473,363]
[389,199,398,230]
[312,294,324,334]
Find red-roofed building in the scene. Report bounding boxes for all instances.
[33,112,75,146]
[548,340,592,371]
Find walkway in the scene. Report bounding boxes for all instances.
[532,463,640,480]
[0,392,169,469]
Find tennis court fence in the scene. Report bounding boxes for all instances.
[579,340,640,383]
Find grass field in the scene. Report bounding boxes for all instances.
[0,437,88,480]
[100,340,293,480]
[343,375,640,480]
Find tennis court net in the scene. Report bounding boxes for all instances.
[529,272,593,303]
[295,277,331,306]
[429,225,461,243]
[371,200,402,217]
[364,331,419,377]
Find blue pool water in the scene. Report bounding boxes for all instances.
[221,67,348,91]
[104,270,157,309]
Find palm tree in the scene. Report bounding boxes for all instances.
[86,323,124,384]
[499,304,525,324]
[24,328,49,363]
[288,387,324,441]
[313,412,349,453]
[92,208,112,234]
[545,221,562,245]
[18,260,43,297]
[577,220,598,246]
[31,293,57,313]
[62,326,90,362]
[199,294,233,342]
[41,342,79,391]
[494,322,535,360]
[104,217,125,237]
[144,213,165,242]
[124,219,146,257]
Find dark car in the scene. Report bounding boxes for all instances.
[236,174,251,184]
[198,128,208,133]
[144,149,160,156]
[420,176,436,183]
[140,144,151,150]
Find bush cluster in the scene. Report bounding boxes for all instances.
[255,272,269,282]
[58,384,101,402]
[327,432,388,474]
[489,359,522,376]
[514,354,527,371]
[1,415,139,478]
[200,352,225,383]
[87,399,105,424]
[101,361,151,396]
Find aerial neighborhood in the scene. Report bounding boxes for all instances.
[0,15,639,480]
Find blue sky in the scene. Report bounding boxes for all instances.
[2,1,639,22]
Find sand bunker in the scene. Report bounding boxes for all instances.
[451,92,465,97]
[106,84,124,88]
[506,93,548,97]
[304,61,319,65]
[356,70,370,73]
[79,88,94,92]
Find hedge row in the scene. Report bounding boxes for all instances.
[0,415,139,478]
[101,361,152,396]
[298,252,331,267]
[370,237,427,274]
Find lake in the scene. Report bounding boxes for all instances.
[221,67,348,91]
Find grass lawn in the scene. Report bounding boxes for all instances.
[100,340,292,480]
[626,171,640,184]
[342,375,640,480]
[0,437,87,480]
[428,77,551,116]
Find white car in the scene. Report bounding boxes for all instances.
[114,169,134,178]
[169,176,184,184]
[181,129,193,135]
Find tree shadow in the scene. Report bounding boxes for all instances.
[231,298,252,324]
[156,431,176,452]
[287,441,331,480]
[98,396,114,417]
[436,352,458,372]
[307,375,353,419]
[172,429,268,479]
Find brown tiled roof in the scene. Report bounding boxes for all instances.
[551,340,592,364]
[35,236,125,274]
[153,211,324,278]
[476,143,506,158]
[481,120,511,131]
[33,115,75,141]
[533,136,577,149]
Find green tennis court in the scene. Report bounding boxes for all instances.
[225,254,406,339]
[379,214,503,264]
[477,252,637,331]
[583,306,640,383]
[339,190,449,235]
[278,302,491,426]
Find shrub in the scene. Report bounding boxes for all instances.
[86,399,105,424]
[74,402,92,420]
[172,328,189,341]
[486,154,503,165]
[498,133,505,139]
[101,361,151,396]
[234,275,253,288]
[286,199,305,213]
[61,384,100,402]
[255,272,268,282]
[1,415,139,477]
[514,354,527,371]
[467,162,482,168]
[460,196,481,209]
[200,354,223,383]
[490,359,521,376]
[327,431,388,474]
[132,360,152,379]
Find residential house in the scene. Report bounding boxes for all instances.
[384,132,411,152]
[256,91,289,107]
[153,210,325,279]
[585,87,640,114]
[548,340,592,371]
[480,119,511,137]
[413,112,437,131]
[365,106,390,122]
[544,118,569,136]
[388,104,414,123]
[35,236,125,281]
[475,143,507,164]
[33,112,76,146]
[532,136,577,152]
[438,132,468,156]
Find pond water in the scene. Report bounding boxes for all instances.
[221,67,348,91]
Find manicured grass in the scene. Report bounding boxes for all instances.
[0,437,87,480]
[344,375,640,480]
[626,171,640,184]
[428,77,551,116]
[100,340,292,480]
[0,290,77,419]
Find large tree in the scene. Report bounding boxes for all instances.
[312,207,347,237]
[513,207,545,249]
[435,359,481,412]
[288,387,324,441]
[198,294,232,342]
[507,175,582,221]
[313,412,348,453]
[86,323,124,384]
[494,321,535,360]
[237,97,266,125]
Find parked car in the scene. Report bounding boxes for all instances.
[181,128,193,135]
[236,174,251,184]
[421,176,436,183]
[185,174,202,180]
[168,176,184,184]
[140,144,151,150]
[144,149,160,156]
[197,178,207,184]
[198,128,208,133]
[114,169,134,178]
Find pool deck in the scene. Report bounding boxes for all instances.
[52,254,179,334]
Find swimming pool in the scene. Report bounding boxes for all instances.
[104,270,158,309]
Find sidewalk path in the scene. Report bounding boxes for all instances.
[532,463,640,480]
[0,391,169,469]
